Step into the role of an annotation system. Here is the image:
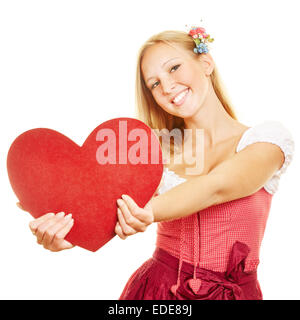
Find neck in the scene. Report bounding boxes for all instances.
[183,82,241,148]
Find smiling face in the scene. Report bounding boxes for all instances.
[141,42,213,119]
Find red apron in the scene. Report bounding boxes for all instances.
[119,241,262,300]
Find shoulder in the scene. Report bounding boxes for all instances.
[236,120,295,194]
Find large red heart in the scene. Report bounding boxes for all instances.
[7,117,163,252]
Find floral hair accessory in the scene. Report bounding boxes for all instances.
[187,26,214,54]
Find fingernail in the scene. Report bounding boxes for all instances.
[57,212,65,217]
[65,213,72,220]
[117,199,122,205]
[121,194,127,199]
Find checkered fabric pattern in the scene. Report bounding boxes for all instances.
[156,187,273,272]
[156,121,294,273]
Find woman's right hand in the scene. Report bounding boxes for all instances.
[17,202,75,252]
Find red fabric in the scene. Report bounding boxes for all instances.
[156,187,273,273]
[119,242,263,300]
[120,187,272,300]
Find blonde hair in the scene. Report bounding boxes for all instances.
[135,30,238,153]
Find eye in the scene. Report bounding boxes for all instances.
[151,81,159,90]
[170,64,180,72]
[150,64,180,90]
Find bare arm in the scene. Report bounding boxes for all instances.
[150,173,220,222]
[150,142,284,222]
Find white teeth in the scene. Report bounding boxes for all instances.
[173,89,188,103]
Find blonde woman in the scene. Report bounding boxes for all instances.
[24,27,294,300]
[116,28,294,300]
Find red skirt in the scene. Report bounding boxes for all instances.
[119,241,263,300]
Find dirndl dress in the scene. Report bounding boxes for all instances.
[119,121,294,300]
[119,242,262,300]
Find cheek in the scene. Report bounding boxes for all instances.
[152,92,176,114]
[151,91,168,109]
[174,65,204,91]
[174,67,192,84]
[190,71,208,94]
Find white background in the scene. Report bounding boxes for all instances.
[0,0,299,300]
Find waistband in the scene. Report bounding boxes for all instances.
[153,241,258,300]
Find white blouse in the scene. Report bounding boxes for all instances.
[158,121,295,195]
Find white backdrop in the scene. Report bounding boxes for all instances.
[0,0,299,300]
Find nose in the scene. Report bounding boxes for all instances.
[161,77,176,95]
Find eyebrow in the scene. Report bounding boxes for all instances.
[145,57,180,83]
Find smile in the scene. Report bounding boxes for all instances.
[172,88,190,106]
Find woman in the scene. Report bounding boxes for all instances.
[24,27,295,300]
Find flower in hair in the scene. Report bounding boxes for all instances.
[194,43,209,54]
[188,26,214,54]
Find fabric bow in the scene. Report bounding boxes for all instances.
[170,241,257,300]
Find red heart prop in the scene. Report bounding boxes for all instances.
[7,117,163,252]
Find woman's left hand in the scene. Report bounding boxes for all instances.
[115,194,154,240]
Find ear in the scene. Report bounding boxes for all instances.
[198,53,215,76]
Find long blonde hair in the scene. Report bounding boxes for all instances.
[135,30,238,153]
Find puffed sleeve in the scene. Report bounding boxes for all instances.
[236,121,295,195]
[157,168,187,195]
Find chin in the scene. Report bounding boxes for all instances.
[177,106,201,120]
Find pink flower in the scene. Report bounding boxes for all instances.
[196,27,206,34]
[189,27,210,41]
[189,29,198,36]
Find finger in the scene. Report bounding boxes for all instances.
[117,208,138,235]
[35,212,65,244]
[121,195,150,224]
[51,219,74,250]
[29,212,56,234]
[57,240,74,251]
[42,213,73,248]
[114,221,128,240]
[16,202,27,212]
[54,216,74,241]
[117,198,146,230]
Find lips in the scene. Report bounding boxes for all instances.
[171,88,190,106]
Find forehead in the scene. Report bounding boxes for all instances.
[141,42,190,78]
